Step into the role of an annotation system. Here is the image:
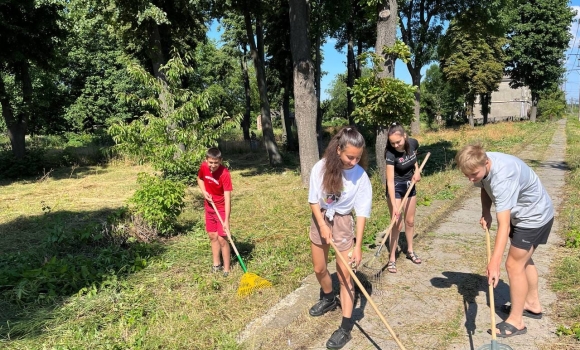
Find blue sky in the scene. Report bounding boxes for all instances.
[210,3,580,102]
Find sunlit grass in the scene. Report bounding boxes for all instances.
[0,120,559,349]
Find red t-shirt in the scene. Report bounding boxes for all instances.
[197,161,233,210]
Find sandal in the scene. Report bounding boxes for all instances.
[406,251,422,264]
[487,321,527,338]
[387,261,397,273]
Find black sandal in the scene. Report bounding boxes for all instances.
[406,251,422,264]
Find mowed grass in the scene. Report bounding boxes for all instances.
[548,114,580,346]
[0,120,557,349]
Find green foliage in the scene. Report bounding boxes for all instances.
[351,74,416,126]
[505,0,574,98]
[438,11,505,116]
[109,51,241,182]
[565,228,580,249]
[130,173,186,235]
[537,88,567,121]
[0,145,46,179]
[381,40,411,64]
[420,64,465,127]
[556,323,580,340]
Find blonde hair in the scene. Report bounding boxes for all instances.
[455,144,487,173]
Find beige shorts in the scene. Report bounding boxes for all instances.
[309,211,354,252]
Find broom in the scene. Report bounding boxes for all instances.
[360,152,430,281]
[209,200,272,297]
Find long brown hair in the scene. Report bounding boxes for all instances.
[385,122,410,159]
[322,126,366,195]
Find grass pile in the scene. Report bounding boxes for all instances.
[0,120,559,349]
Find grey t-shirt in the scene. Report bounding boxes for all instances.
[474,152,553,228]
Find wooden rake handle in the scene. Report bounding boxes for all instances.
[485,227,497,341]
[208,199,248,273]
[375,152,431,255]
[329,239,407,350]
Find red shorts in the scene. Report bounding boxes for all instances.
[205,206,226,237]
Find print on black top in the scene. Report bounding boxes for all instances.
[385,138,419,182]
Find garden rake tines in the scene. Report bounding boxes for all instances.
[360,152,430,282]
[209,200,272,298]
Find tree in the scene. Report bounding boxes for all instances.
[109,52,240,182]
[438,11,505,128]
[505,0,574,122]
[289,0,319,186]
[420,64,464,127]
[0,0,65,158]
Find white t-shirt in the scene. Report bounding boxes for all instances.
[474,152,553,228]
[308,159,372,220]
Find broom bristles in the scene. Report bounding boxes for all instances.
[237,272,272,297]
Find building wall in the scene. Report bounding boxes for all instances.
[474,76,531,122]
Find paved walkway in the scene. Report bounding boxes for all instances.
[239,119,567,350]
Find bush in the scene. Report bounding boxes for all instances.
[129,173,186,235]
[537,89,566,121]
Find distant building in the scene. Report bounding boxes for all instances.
[474,76,531,123]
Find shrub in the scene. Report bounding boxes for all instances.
[129,173,186,235]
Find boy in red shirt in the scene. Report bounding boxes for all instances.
[197,148,233,276]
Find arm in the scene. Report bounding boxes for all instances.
[352,216,366,267]
[480,188,493,229]
[487,209,511,287]
[412,161,421,183]
[223,190,231,234]
[310,203,331,241]
[197,177,212,201]
[386,165,399,220]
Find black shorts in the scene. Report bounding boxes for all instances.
[509,217,553,251]
[386,181,416,199]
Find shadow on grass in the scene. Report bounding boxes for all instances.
[0,208,166,341]
[419,140,455,177]
[431,271,510,350]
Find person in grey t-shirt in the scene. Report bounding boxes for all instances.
[456,144,554,338]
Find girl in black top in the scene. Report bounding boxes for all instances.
[384,123,422,273]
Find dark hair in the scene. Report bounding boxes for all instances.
[322,126,367,195]
[385,122,410,158]
[206,147,222,159]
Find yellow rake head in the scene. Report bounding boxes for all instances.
[237,272,272,298]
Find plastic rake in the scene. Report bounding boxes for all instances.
[360,152,430,282]
[209,200,272,297]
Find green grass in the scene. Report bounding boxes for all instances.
[0,120,559,349]
[549,114,580,346]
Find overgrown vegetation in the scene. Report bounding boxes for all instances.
[0,119,558,349]
[550,114,580,345]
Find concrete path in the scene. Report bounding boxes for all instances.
[239,119,567,350]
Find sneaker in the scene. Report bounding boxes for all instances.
[223,271,229,277]
[326,327,352,349]
[212,265,223,273]
[309,296,337,317]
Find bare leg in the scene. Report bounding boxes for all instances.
[336,249,355,318]
[387,197,403,262]
[218,235,231,272]
[523,258,542,313]
[403,196,419,262]
[208,231,221,266]
[311,242,332,294]
[501,245,536,334]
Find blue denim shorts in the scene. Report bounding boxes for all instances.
[386,181,416,199]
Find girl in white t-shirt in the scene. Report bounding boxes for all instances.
[307,126,372,349]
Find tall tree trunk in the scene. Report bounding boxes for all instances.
[315,28,323,154]
[243,5,282,165]
[240,46,251,141]
[0,73,26,159]
[283,70,297,151]
[467,93,475,128]
[346,17,356,124]
[289,0,319,186]
[530,91,538,122]
[375,0,397,185]
[481,92,490,125]
[409,67,421,135]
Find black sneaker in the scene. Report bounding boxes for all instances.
[326,327,352,349]
[309,296,337,317]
